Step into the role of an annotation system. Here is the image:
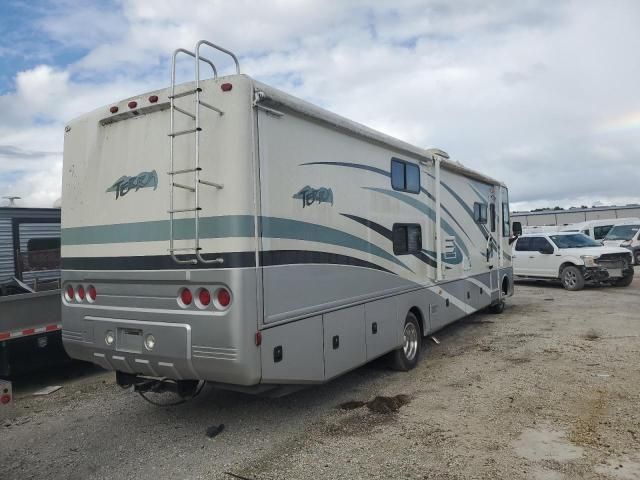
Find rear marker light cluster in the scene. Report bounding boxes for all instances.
[177,287,232,310]
[64,284,97,303]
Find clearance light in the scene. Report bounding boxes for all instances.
[198,288,211,308]
[128,101,137,109]
[221,83,232,92]
[216,288,231,309]
[87,285,97,302]
[109,106,119,114]
[179,288,193,307]
[148,95,158,103]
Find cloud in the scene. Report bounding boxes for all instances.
[0,0,639,210]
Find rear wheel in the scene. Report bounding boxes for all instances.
[488,301,505,314]
[612,270,634,287]
[561,265,585,291]
[391,312,421,371]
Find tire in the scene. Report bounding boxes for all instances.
[635,251,640,266]
[488,301,505,314]
[561,265,585,291]
[391,312,421,371]
[612,270,634,287]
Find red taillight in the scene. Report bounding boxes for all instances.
[88,285,97,302]
[148,95,158,103]
[109,106,118,114]
[128,101,137,109]
[216,288,231,308]
[66,285,74,302]
[255,331,262,346]
[77,285,85,301]
[198,288,211,307]
[0,394,10,405]
[221,83,232,92]
[180,288,193,306]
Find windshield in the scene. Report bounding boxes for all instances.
[549,233,601,249]
[604,224,640,241]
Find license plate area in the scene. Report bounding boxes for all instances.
[608,268,622,278]
[117,328,143,353]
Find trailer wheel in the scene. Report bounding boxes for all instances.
[391,312,421,371]
[561,265,585,291]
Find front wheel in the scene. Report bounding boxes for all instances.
[635,251,640,266]
[561,265,585,291]
[391,312,421,371]
[612,270,634,287]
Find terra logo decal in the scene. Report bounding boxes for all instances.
[293,186,334,208]
[106,170,158,199]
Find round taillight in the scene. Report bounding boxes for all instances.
[216,288,231,308]
[77,285,85,301]
[180,288,193,306]
[148,95,158,103]
[198,288,211,307]
[109,106,118,114]
[221,83,233,92]
[87,285,97,302]
[65,285,74,302]
[0,394,10,405]
[128,101,137,109]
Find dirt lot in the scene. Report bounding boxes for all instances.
[2,270,640,480]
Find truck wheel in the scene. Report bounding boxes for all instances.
[635,251,640,265]
[488,301,505,314]
[391,312,421,371]
[612,271,634,287]
[561,265,585,291]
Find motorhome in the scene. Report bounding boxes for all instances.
[0,206,66,376]
[61,40,514,397]
[602,219,640,264]
[560,218,640,241]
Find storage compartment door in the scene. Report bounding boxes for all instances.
[260,315,324,383]
[364,298,400,361]
[323,305,366,380]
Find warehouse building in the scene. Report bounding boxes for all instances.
[511,205,640,227]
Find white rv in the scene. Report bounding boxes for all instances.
[61,41,513,397]
[602,219,640,264]
[560,218,640,241]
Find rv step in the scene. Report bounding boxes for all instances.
[168,207,202,213]
[173,106,195,119]
[199,179,224,189]
[168,168,202,175]
[199,100,224,115]
[173,182,196,192]
[169,88,201,100]
[169,127,201,137]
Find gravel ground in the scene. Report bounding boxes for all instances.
[2,270,639,480]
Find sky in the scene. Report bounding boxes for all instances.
[0,0,639,212]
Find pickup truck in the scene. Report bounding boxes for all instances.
[512,232,634,290]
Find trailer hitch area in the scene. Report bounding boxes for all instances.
[116,371,200,398]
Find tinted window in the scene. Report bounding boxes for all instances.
[474,202,487,224]
[549,234,601,248]
[502,202,510,236]
[393,224,422,255]
[490,204,496,232]
[515,237,531,251]
[593,225,613,240]
[530,237,552,251]
[390,158,420,194]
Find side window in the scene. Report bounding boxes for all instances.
[593,225,612,240]
[582,229,590,236]
[490,204,496,232]
[502,202,510,236]
[515,237,531,251]
[393,224,422,255]
[390,158,420,194]
[530,237,552,251]
[474,202,487,224]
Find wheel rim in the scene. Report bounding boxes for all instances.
[403,322,419,361]
[564,269,577,288]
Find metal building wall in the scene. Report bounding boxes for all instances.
[0,217,14,283]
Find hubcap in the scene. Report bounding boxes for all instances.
[564,269,577,287]
[403,322,419,361]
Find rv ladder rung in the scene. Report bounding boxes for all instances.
[168,207,202,213]
[173,106,195,119]
[169,247,202,252]
[198,100,224,115]
[169,88,201,100]
[173,182,196,192]
[169,127,201,137]
[168,168,201,175]
[199,179,224,189]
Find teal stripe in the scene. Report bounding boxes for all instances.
[365,188,470,259]
[62,215,411,272]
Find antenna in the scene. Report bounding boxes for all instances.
[2,196,21,206]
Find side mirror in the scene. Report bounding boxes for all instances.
[512,221,522,236]
[539,246,554,254]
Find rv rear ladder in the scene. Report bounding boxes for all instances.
[167,40,240,265]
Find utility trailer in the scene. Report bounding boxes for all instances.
[61,40,513,397]
[0,207,67,377]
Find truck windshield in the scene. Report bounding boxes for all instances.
[549,234,601,248]
[604,225,640,241]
